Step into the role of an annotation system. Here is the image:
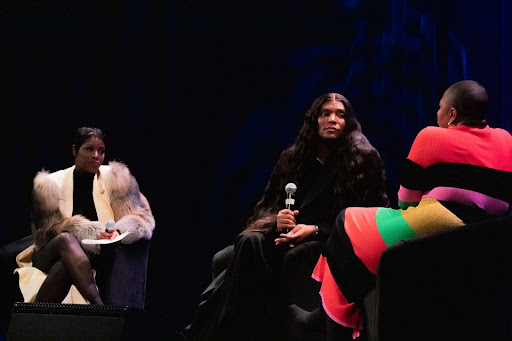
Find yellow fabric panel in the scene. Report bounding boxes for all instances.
[401,198,465,236]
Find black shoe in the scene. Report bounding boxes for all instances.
[285,305,326,340]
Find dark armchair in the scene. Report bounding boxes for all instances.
[363,214,512,341]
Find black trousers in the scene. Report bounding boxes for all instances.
[215,231,285,340]
[215,231,323,340]
[185,232,324,341]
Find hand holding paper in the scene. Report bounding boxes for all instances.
[82,231,131,245]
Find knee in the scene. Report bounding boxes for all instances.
[212,245,234,269]
[283,245,304,266]
[284,241,322,263]
[283,241,322,274]
[53,232,80,250]
[237,231,266,247]
[232,232,267,258]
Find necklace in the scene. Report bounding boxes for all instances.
[316,157,325,165]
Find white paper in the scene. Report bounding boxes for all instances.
[81,231,131,245]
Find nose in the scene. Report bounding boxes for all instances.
[92,151,99,159]
[328,113,337,122]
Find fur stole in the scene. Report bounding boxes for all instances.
[31,161,155,254]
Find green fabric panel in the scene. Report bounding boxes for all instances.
[376,208,418,246]
[398,200,418,210]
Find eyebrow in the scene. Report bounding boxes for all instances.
[83,143,104,149]
[322,107,346,111]
[322,109,346,113]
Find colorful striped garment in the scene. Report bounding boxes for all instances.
[313,125,512,332]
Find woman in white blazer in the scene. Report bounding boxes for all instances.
[16,127,155,304]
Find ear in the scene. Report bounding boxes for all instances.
[449,108,458,123]
[72,145,77,157]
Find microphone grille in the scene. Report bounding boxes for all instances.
[285,183,297,194]
[105,220,116,232]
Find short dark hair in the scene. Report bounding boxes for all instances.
[445,80,488,120]
[73,127,105,151]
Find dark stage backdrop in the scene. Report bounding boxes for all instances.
[1,0,511,331]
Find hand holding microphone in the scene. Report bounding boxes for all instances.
[284,183,297,231]
[105,219,116,233]
[275,183,298,247]
[99,219,120,240]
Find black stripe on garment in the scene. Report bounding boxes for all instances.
[324,209,376,304]
[400,160,512,203]
[440,201,497,224]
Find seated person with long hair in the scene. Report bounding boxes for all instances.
[185,93,390,341]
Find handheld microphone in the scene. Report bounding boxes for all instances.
[105,219,116,233]
[285,183,297,210]
[284,183,297,247]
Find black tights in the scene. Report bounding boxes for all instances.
[32,232,103,304]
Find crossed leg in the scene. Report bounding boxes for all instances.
[32,232,103,304]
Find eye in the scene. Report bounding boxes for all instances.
[336,112,345,118]
[320,111,329,117]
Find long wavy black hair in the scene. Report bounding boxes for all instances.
[244,93,389,233]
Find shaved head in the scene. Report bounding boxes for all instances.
[444,80,488,121]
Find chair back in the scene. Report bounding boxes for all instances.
[368,214,512,341]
